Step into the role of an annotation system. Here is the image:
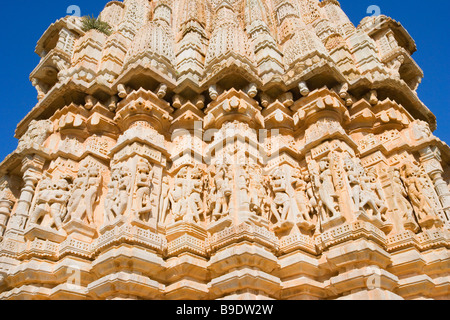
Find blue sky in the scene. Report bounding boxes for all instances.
[0,0,448,161]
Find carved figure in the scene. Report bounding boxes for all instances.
[391,168,417,231]
[316,158,340,222]
[104,166,131,223]
[212,165,231,221]
[359,169,388,219]
[29,177,71,230]
[400,162,439,225]
[170,167,188,222]
[186,166,204,223]
[237,166,251,212]
[269,168,293,223]
[67,166,101,224]
[134,160,154,222]
[292,170,315,229]
[159,175,172,224]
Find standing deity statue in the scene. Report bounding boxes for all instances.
[186,166,205,223]
[269,168,294,224]
[344,155,362,211]
[316,158,340,222]
[249,165,267,217]
[29,178,52,226]
[84,167,102,224]
[104,166,131,223]
[237,166,251,212]
[170,167,188,222]
[212,165,232,221]
[66,166,101,225]
[65,166,88,223]
[304,172,319,218]
[292,170,315,230]
[104,168,120,223]
[400,162,440,227]
[344,155,389,223]
[159,175,172,224]
[391,168,417,231]
[29,177,71,231]
[356,169,388,221]
[134,159,154,222]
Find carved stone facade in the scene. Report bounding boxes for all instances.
[0,0,448,300]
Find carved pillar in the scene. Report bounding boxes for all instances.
[5,155,44,238]
[420,146,450,223]
[0,200,13,238]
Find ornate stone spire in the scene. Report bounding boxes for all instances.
[123,0,176,78]
[205,1,255,68]
[0,0,447,301]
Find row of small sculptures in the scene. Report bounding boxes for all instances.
[25,154,442,235]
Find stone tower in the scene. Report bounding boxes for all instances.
[0,0,448,300]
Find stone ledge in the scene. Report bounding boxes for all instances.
[92,224,167,256]
[207,223,279,254]
[387,229,450,253]
[315,221,387,252]
[167,234,207,258]
[279,233,317,255]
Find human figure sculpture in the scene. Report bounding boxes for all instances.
[249,165,266,217]
[212,165,231,221]
[159,175,172,224]
[401,162,439,224]
[134,160,154,222]
[170,167,188,222]
[269,168,293,224]
[187,166,204,223]
[292,170,315,229]
[358,170,388,220]
[50,178,71,228]
[83,167,101,224]
[316,158,340,222]
[304,172,319,219]
[67,166,101,225]
[390,54,404,79]
[29,177,70,231]
[65,166,88,223]
[104,166,131,223]
[344,156,362,211]
[391,168,417,231]
[237,166,251,212]
[104,168,120,223]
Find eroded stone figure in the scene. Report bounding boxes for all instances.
[316,158,340,222]
[66,166,101,225]
[391,168,417,231]
[212,165,232,221]
[269,168,294,225]
[170,167,188,222]
[359,169,388,220]
[134,159,154,222]
[249,165,266,217]
[186,166,204,223]
[159,175,171,224]
[292,170,315,230]
[104,166,131,223]
[344,155,363,211]
[29,177,71,231]
[237,166,251,212]
[18,120,53,150]
[400,162,441,228]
